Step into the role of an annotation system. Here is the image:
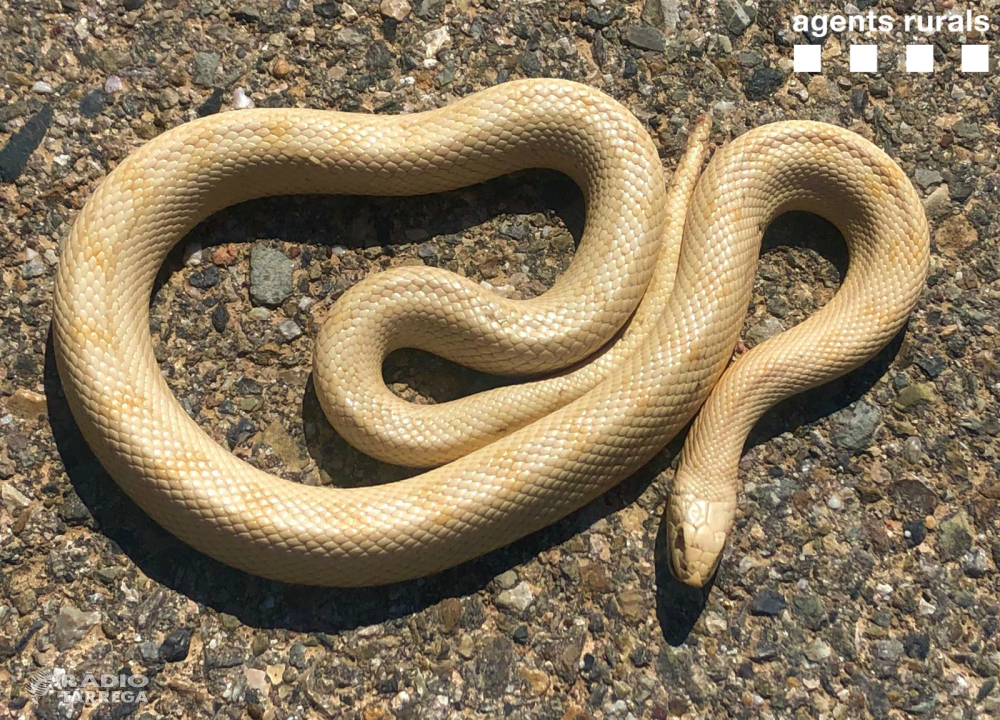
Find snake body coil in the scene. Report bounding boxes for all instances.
[53,80,929,587]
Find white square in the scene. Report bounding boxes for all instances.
[961,45,989,73]
[906,44,934,73]
[793,44,821,73]
[850,45,878,73]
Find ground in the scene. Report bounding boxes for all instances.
[1,0,999,718]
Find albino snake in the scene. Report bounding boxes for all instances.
[53,80,929,588]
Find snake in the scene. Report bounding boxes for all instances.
[53,79,930,588]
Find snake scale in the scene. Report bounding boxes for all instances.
[53,80,930,587]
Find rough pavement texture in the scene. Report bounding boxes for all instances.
[1,1,998,718]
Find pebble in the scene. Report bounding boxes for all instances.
[805,637,832,662]
[894,383,935,412]
[915,168,944,189]
[750,589,786,616]
[277,319,303,342]
[937,515,972,561]
[250,246,294,307]
[791,594,827,630]
[422,27,451,64]
[719,0,755,35]
[21,257,46,279]
[160,627,193,662]
[233,87,254,109]
[31,81,53,94]
[104,75,123,93]
[2,483,31,509]
[745,316,783,346]
[193,52,220,87]
[381,0,411,21]
[902,436,924,462]
[189,265,220,289]
[245,668,268,694]
[640,0,679,31]
[211,305,230,333]
[744,67,785,101]
[828,400,881,451]
[961,548,989,578]
[622,26,666,52]
[872,639,904,662]
[922,184,951,218]
[495,569,518,589]
[271,57,292,78]
[496,582,534,613]
[415,0,443,19]
[53,604,101,650]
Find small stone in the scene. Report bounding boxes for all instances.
[495,569,517,589]
[289,641,307,669]
[437,598,462,634]
[78,90,105,119]
[160,627,193,662]
[829,400,881,451]
[31,81,53,94]
[894,383,935,412]
[250,246,294,308]
[961,548,989,578]
[496,582,534,613]
[937,515,972,562]
[2,483,31,510]
[380,0,410,20]
[233,87,254,109]
[889,479,937,519]
[53,604,101,650]
[745,316,783,346]
[872,639,904,662]
[271,57,292,78]
[750,589,786,616]
[851,87,867,114]
[640,0,679,31]
[104,75,123,94]
[914,168,944,189]
[245,668,268,694]
[415,0,443,19]
[21,257,46,279]
[189,265,220,289]
[315,2,341,18]
[744,67,785,101]
[519,666,549,696]
[953,121,980,142]
[805,638,832,662]
[227,418,257,449]
[719,0,755,35]
[791,594,827,630]
[277,319,303,342]
[517,50,541,76]
[192,52,220,87]
[622,25,666,52]
[904,633,930,660]
[922,184,951,219]
[211,305,229,333]
[903,519,927,546]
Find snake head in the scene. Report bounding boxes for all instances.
[666,484,735,588]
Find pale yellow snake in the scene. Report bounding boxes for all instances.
[53,80,929,588]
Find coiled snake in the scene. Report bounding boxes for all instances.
[53,80,929,587]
